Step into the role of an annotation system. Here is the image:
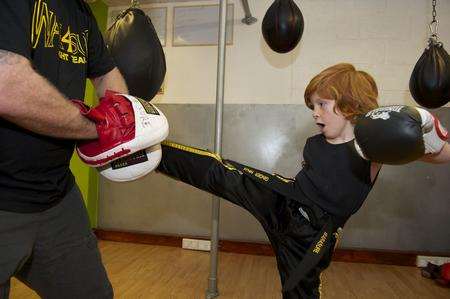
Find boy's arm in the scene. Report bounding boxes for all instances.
[420,143,450,164]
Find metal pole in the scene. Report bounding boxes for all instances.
[241,0,257,25]
[206,1,227,298]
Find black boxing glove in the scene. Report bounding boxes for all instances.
[354,106,448,165]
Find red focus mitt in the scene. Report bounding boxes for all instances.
[74,91,169,167]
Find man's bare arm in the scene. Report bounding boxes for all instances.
[0,50,97,139]
[90,67,128,98]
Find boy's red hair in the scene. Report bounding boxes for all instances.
[304,63,379,123]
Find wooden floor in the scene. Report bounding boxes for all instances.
[10,240,450,298]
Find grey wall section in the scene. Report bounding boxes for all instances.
[99,105,450,253]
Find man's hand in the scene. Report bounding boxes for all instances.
[75,91,169,166]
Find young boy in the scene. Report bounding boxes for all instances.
[156,63,449,298]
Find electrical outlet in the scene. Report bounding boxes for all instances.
[182,238,211,251]
[182,238,198,250]
[198,240,211,251]
[416,255,450,267]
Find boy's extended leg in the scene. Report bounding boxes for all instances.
[158,141,284,229]
[158,141,332,298]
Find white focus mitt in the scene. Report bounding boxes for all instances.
[98,144,162,182]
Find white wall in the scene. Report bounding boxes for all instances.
[102,1,450,251]
[108,0,450,106]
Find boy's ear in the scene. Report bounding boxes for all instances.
[332,104,345,116]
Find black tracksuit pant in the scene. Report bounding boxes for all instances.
[157,141,337,299]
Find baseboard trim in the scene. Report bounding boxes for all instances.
[94,229,447,267]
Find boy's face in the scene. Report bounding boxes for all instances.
[310,93,354,143]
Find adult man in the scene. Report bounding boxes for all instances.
[0,0,127,298]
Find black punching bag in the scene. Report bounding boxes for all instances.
[409,40,450,109]
[105,8,166,101]
[262,0,304,53]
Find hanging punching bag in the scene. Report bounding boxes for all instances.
[262,0,304,54]
[409,1,450,109]
[409,40,450,108]
[105,8,166,101]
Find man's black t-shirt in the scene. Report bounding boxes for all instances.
[295,134,374,221]
[0,0,115,212]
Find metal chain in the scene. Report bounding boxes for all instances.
[432,0,437,22]
[131,0,140,8]
[429,0,439,42]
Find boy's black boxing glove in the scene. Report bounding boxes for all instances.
[354,106,448,165]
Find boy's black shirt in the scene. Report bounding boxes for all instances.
[296,134,373,219]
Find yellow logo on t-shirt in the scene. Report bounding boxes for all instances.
[31,0,87,64]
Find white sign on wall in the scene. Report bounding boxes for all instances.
[173,4,234,47]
